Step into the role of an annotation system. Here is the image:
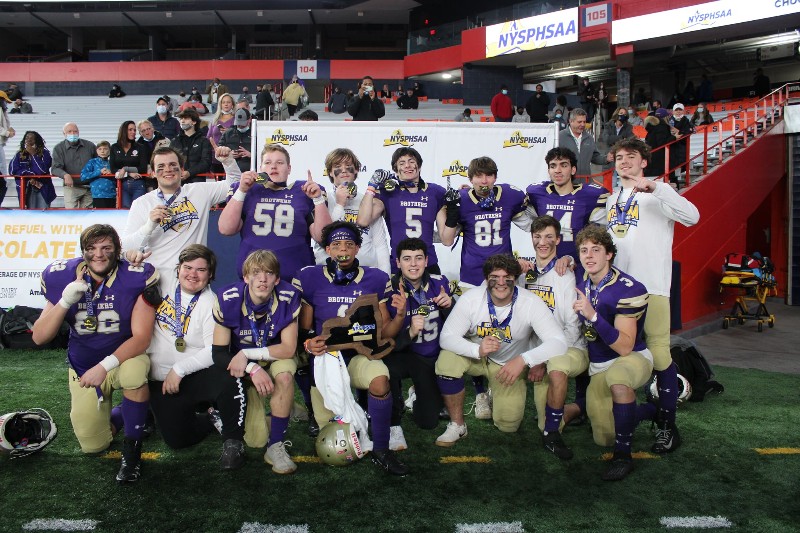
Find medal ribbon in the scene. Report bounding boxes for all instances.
[403,278,428,314]
[486,285,518,333]
[530,257,557,282]
[157,187,182,208]
[476,187,496,210]
[615,190,636,228]
[82,270,109,327]
[174,285,201,343]
[582,269,614,323]
[245,290,275,348]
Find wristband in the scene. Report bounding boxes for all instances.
[58,298,72,309]
[249,364,263,376]
[242,347,274,362]
[312,195,326,206]
[589,312,598,323]
[593,314,620,346]
[99,354,120,372]
[245,362,257,374]
[232,189,248,202]
[365,186,377,196]
[304,338,314,354]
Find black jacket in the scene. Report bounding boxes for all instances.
[219,127,252,172]
[254,91,274,119]
[348,94,385,121]
[525,92,551,123]
[109,141,148,174]
[170,130,212,182]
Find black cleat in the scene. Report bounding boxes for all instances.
[542,431,573,460]
[371,448,409,476]
[602,451,633,481]
[308,417,320,438]
[141,410,156,439]
[116,438,143,483]
[220,439,245,471]
[652,419,681,454]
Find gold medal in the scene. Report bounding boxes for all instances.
[83,316,98,331]
[175,338,186,352]
[492,328,507,341]
[525,269,538,283]
[383,179,397,192]
[416,305,430,317]
[255,172,269,184]
[612,224,629,237]
[583,324,598,342]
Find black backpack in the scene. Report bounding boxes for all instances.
[670,336,724,402]
[0,306,69,350]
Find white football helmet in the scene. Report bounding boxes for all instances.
[315,419,366,466]
[0,408,58,459]
[646,374,693,404]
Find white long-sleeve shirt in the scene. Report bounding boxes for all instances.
[518,265,585,350]
[440,285,567,367]
[607,181,700,296]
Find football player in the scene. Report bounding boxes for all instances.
[382,238,453,449]
[122,145,240,284]
[32,224,160,483]
[147,244,247,470]
[570,224,652,481]
[357,147,447,273]
[218,143,332,280]
[439,156,530,290]
[435,254,566,445]
[212,249,302,474]
[293,221,409,475]
[519,216,587,460]
[606,138,700,453]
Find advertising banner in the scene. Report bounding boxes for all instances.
[485,8,579,58]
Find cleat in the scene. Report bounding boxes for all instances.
[404,386,416,412]
[474,391,493,420]
[542,431,573,460]
[141,410,156,439]
[264,441,297,474]
[308,417,320,438]
[435,422,467,447]
[652,419,681,454]
[219,439,245,471]
[207,407,223,435]
[602,451,634,481]
[116,438,143,483]
[389,425,407,451]
[371,448,409,476]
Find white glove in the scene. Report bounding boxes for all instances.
[59,279,89,308]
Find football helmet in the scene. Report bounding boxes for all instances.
[0,408,58,459]
[315,419,366,466]
[645,374,693,404]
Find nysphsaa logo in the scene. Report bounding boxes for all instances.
[502,130,547,149]
[383,129,428,147]
[267,128,308,146]
[441,160,468,178]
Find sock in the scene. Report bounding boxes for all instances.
[574,373,589,404]
[436,375,465,396]
[294,368,312,406]
[636,402,657,425]
[268,415,289,446]
[110,405,124,433]
[656,363,679,424]
[356,388,369,412]
[612,401,636,455]
[472,376,486,395]
[543,403,564,434]
[368,394,392,451]
[574,396,586,417]
[121,397,149,441]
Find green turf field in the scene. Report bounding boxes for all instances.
[1,349,798,533]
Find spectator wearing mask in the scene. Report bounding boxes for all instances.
[9,130,55,209]
[9,99,32,114]
[206,78,229,114]
[137,119,165,191]
[327,86,347,114]
[0,91,15,203]
[525,84,550,123]
[691,103,714,127]
[348,76,385,121]
[490,85,514,122]
[51,122,96,208]
[219,109,252,173]
[149,97,181,140]
[626,107,644,127]
[648,99,662,117]
[110,120,148,208]
[380,84,393,99]
[602,108,634,149]
[80,141,116,208]
[397,89,419,110]
[180,94,209,115]
[255,83,275,120]
[455,108,473,122]
[668,103,694,184]
[643,108,673,178]
[171,108,212,184]
[6,83,23,101]
[512,106,530,123]
[239,86,253,104]
[282,75,307,117]
[108,84,126,98]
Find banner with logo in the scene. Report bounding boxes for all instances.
[0,210,128,308]
[485,8,578,58]
[253,121,558,282]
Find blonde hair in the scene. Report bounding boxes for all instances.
[242,249,280,279]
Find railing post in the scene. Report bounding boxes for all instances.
[702,127,708,176]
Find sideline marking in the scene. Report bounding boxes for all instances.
[456,521,524,533]
[238,524,309,533]
[293,455,322,463]
[600,451,659,460]
[101,451,160,460]
[23,519,99,531]
[441,456,492,464]
[753,447,800,455]
[659,516,732,528]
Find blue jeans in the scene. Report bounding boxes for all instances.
[122,179,146,208]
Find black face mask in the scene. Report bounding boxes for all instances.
[618,115,628,123]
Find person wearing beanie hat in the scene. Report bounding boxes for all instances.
[219,109,252,172]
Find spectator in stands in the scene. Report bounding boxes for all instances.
[282,75,307,117]
[111,120,148,208]
[558,108,607,177]
[413,81,425,97]
[207,93,236,150]
[149,97,181,140]
[206,78,229,114]
[176,90,189,105]
[348,75,386,121]
[298,109,319,121]
[596,81,609,127]
[345,90,356,109]
[80,140,116,208]
[172,108,212,184]
[137,119,165,191]
[602,108,634,149]
[397,88,419,110]
[490,84,514,122]
[266,84,279,116]
[668,103,694,185]
[239,86,253,104]
[550,106,567,130]
[9,130,55,209]
[691,103,714,128]
[380,84,393,99]
[577,77,596,124]
[235,99,250,112]
[219,109,252,173]
[697,74,713,102]
[328,86,347,115]
[0,91,15,203]
[627,106,644,127]
[180,94,209,115]
[512,106,530,123]
[633,87,648,107]
[550,94,568,121]
[9,99,32,114]
[525,84,550,123]
[255,83,275,120]
[753,68,771,97]
[51,122,96,209]
[108,84,126,98]
[643,108,673,178]
[455,108,473,122]
[648,99,663,117]
[6,84,23,101]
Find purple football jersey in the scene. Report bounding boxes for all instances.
[457,184,527,285]
[228,181,321,280]
[41,257,159,376]
[527,181,609,261]
[381,180,446,268]
[387,273,451,358]
[584,267,648,365]
[213,279,300,353]
[292,265,391,335]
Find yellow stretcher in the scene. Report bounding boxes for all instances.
[719,271,777,332]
